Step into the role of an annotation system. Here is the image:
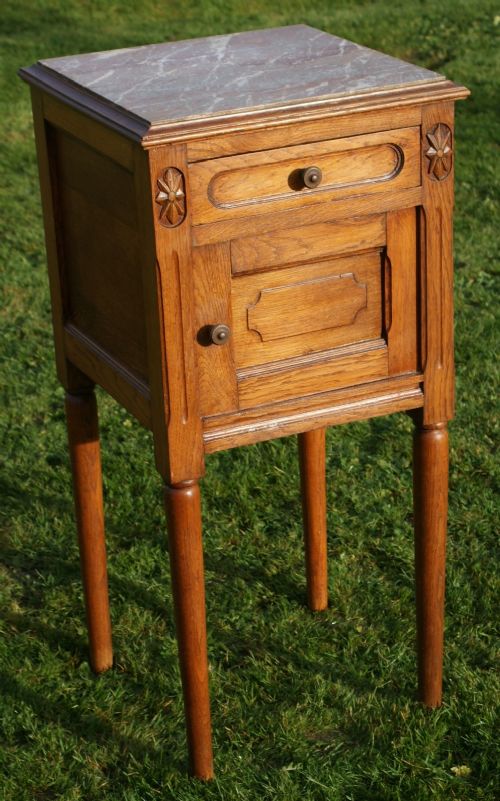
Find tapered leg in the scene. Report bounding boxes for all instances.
[164,480,213,780]
[298,428,328,611]
[413,422,449,707]
[65,390,113,673]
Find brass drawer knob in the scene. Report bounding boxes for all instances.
[209,324,231,345]
[301,166,322,188]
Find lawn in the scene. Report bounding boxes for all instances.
[0,1,499,799]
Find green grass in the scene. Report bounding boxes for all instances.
[1,1,499,799]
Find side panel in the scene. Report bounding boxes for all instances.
[54,128,149,382]
[30,88,151,426]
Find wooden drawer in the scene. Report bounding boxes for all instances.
[189,126,420,225]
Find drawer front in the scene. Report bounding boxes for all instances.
[189,126,420,225]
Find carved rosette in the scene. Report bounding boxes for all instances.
[425,123,453,181]
[155,167,186,226]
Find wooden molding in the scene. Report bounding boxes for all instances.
[206,143,403,211]
[230,250,382,371]
[189,127,420,225]
[187,106,423,162]
[144,80,469,145]
[64,324,152,428]
[385,207,418,374]
[247,273,367,343]
[203,374,424,452]
[20,64,469,146]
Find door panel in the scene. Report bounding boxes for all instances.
[230,214,385,275]
[237,342,388,409]
[192,206,418,417]
[231,250,383,369]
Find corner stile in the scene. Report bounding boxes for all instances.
[134,142,204,483]
[420,102,456,425]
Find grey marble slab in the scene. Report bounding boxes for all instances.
[37,25,444,126]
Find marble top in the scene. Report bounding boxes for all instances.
[36,25,444,127]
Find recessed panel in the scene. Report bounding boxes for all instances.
[231,250,383,370]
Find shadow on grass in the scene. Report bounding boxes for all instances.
[0,472,74,523]
[3,609,87,658]
[0,668,185,774]
[1,416,422,778]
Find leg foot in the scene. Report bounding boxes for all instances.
[164,481,213,779]
[413,422,449,707]
[298,428,329,611]
[65,390,113,673]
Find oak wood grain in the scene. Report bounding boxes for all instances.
[133,145,172,476]
[145,145,205,483]
[164,481,213,779]
[413,422,449,707]
[29,88,91,393]
[230,214,385,275]
[189,127,420,225]
[208,141,398,206]
[385,207,418,374]
[231,251,382,369]
[65,390,113,674]
[420,103,455,424]
[237,341,388,408]
[192,242,239,416]
[187,106,422,161]
[191,186,422,247]
[54,127,137,225]
[298,428,329,611]
[57,180,148,382]
[247,272,367,343]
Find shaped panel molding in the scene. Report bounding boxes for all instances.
[247,272,367,343]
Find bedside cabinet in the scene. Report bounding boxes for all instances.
[20,25,469,779]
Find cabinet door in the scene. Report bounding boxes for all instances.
[193,208,418,417]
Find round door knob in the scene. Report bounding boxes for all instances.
[301,166,322,189]
[209,323,231,345]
